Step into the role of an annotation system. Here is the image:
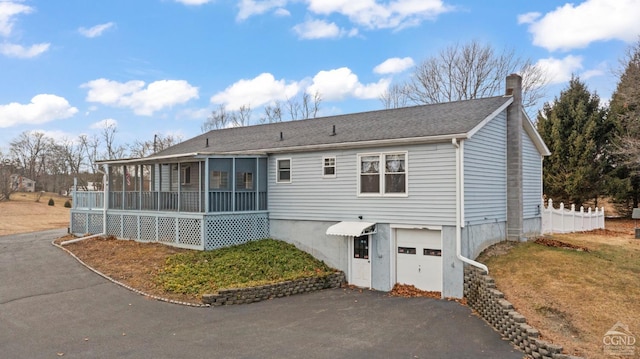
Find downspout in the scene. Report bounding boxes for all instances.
[61,164,109,246]
[452,138,488,274]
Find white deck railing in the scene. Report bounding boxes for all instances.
[541,199,605,234]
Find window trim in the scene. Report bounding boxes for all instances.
[357,151,408,197]
[276,158,292,183]
[181,165,191,185]
[322,156,337,178]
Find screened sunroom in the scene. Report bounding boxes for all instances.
[70,155,269,250]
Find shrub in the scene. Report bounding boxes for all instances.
[48,198,55,206]
[64,200,72,208]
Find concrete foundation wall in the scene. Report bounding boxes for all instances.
[269,219,349,274]
[370,224,392,291]
[442,226,464,298]
[523,217,541,238]
[462,221,507,259]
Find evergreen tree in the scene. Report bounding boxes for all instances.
[536,76,614,207]
[608,39,640,214]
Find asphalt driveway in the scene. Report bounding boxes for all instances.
[0,230,524,359]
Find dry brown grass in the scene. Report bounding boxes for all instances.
[479,219,640,359]
[0,192,70,236]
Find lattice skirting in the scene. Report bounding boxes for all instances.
[70,210,270,251]
[204,213,269,250]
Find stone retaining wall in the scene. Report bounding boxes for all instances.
[202,272,345,306]
[464,266,584,359]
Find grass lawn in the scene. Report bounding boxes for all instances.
[478,220,640,359]
[0,192,70,236]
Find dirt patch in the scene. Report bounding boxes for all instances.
[534,237,590,252]
[60,236,199,304]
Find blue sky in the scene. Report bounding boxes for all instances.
[1,0,639,154]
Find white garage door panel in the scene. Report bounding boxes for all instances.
[396,229,442,292]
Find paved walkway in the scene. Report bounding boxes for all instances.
[0,230,524,359]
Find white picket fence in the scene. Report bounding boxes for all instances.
[541,199,605,234]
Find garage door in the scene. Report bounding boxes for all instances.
[396,229,442,292]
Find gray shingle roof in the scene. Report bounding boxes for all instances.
[150,96,512,158]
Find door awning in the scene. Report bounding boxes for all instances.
[326,221,376,237]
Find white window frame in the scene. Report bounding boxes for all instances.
[357,151,408,197]
[181,165,191,185]
[276,158,292,183]
[322,156,337,178]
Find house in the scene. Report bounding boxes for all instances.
[70,74,549,298]
[10,174,36,192]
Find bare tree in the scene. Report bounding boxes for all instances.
[399,40,548,111]
[100,122,126,160]
[79,134,101,174]
[380,83,410,109]
[9,131,53,188]
[233,105,252,127]
[202,105,233,132]
[130,134,183,157]
[0,152,20,201]
[301,91,322,119]
[261,101,284,124]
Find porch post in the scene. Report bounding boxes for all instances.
[232,158,236,212]
[137,164,141,210]
[121,165,125,210]
[255,157,259,211]
[157,164,161,211]
[177,162,182,212]
[204,158,211,213]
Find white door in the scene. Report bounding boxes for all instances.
[351,235,371,288]
[396,229,442,292]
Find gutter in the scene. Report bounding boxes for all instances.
[452,138,489,274]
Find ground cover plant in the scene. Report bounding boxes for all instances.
[156,238,335,295]
[478,220,640,359]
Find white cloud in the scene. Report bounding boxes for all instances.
[521,0,640,51]
[0,42,49,58]
[210,73,300,110]
[0,1,32,37]
[78,22,115,38]
[0,94,78,128]
[373,57,414,74]
[535,55,584,84]
[274,8,290,17]
[90,118,118,129]
[237,0,287,21]
[306,0,451,30]
[82,78,199,116]
[174,0,213,5]
[293,19,342,39]
[517,12,540,25]
[307,67,390,101]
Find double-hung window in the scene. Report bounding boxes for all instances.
[277,159,291,183]
[323,156,336,178]
[358,152,407,196]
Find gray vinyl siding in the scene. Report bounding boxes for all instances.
[268,143,456,226]
[523,128,543,219]
[463,111,507,224]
